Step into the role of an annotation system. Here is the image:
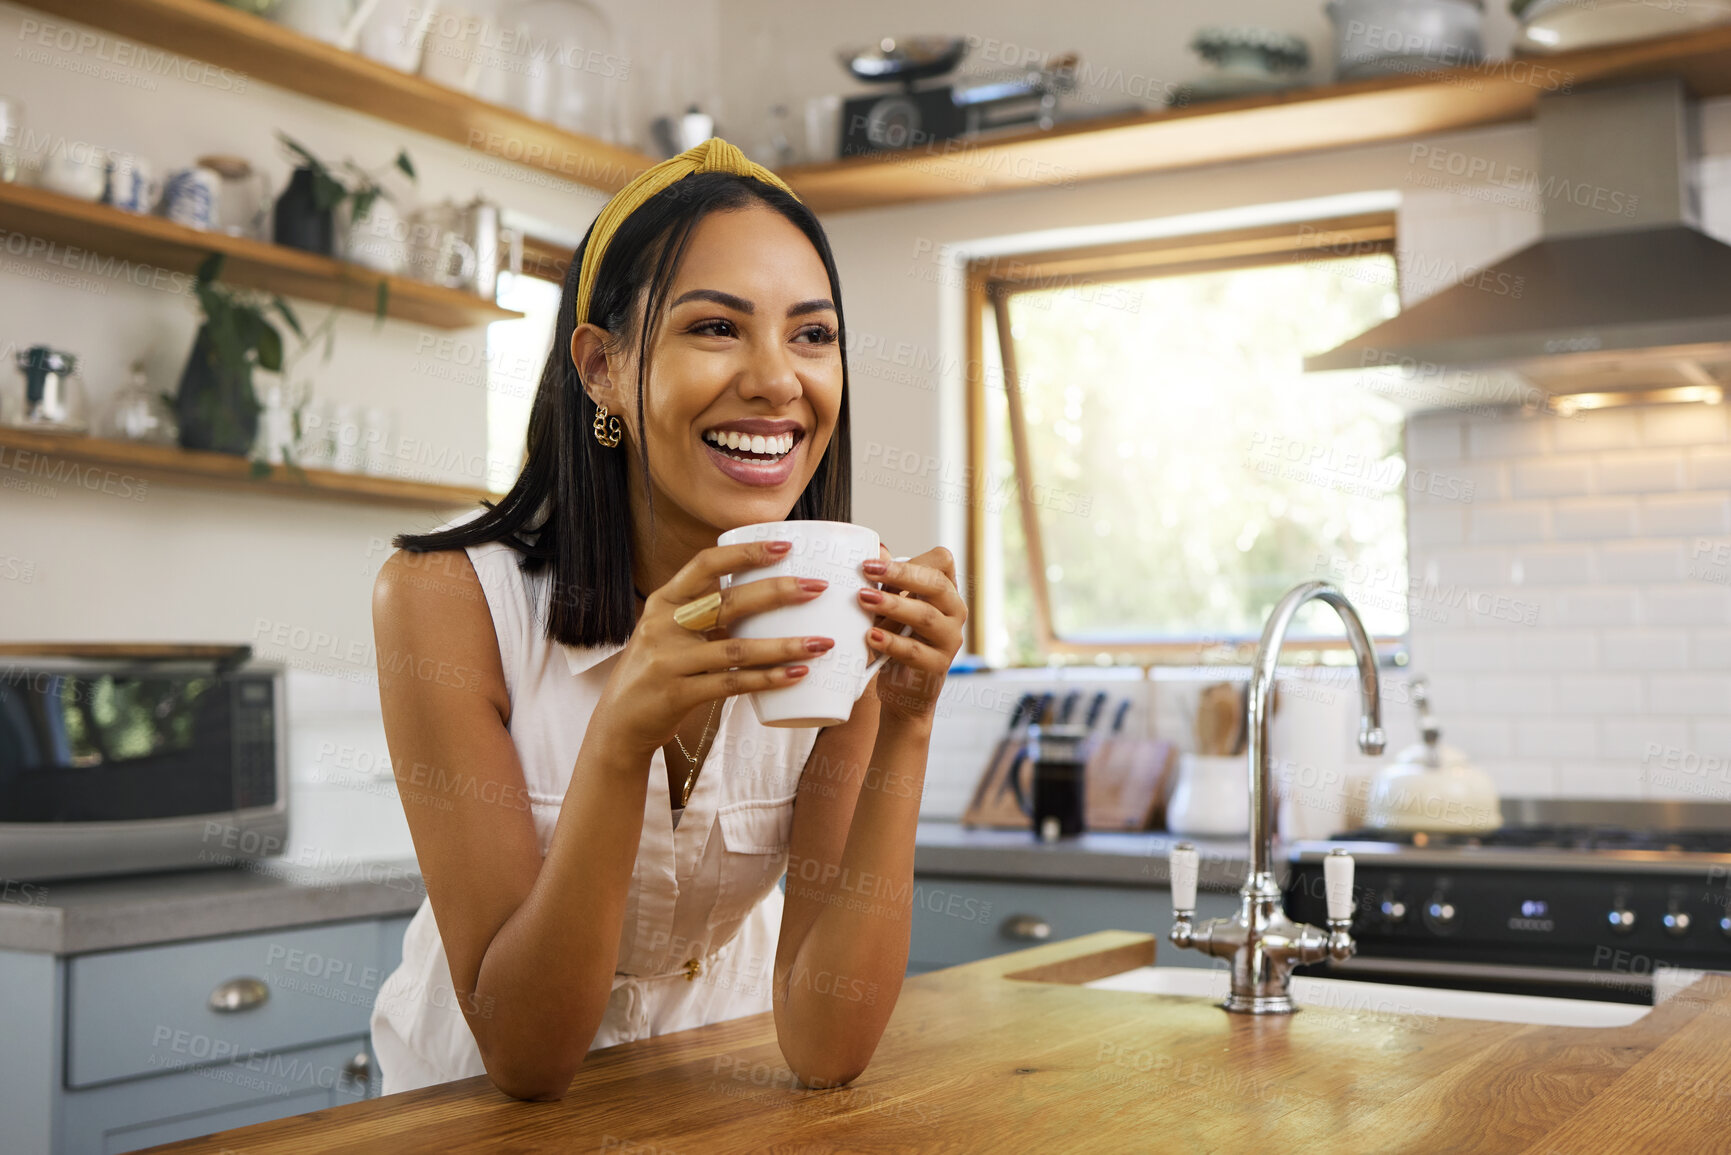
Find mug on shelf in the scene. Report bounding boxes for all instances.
[162,165,221,230]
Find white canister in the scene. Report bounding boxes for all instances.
[39,146,108,201]
[106,153,161,214]
[341,197,408,275]
[162,165,221,230]
[1165,753,1250,838]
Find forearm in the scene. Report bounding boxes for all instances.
[468,724,651,1096]
[775,714,931,1084]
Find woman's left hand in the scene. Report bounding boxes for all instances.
[857,546,967,725]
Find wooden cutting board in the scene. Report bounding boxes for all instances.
[961,736,1035,829]
[1084,737,1175,831]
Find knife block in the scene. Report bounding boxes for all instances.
[961,737,1176,832]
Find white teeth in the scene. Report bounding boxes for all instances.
[704,429,798,460]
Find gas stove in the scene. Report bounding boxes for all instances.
[1284,800,1731,1004]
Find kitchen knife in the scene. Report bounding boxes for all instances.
[1082,691,1109,732]
[966,693,1036,818]
[1056,690,1081,724]
[997,691,1054,804]
[1110,698,1132,735]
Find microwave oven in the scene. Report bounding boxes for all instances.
[0,647,288,882]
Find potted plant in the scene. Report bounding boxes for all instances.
[176,253,305,456]
[272,132,415,260]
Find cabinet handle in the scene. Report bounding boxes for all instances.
[343,1050,372,1089]
[1001,914,1052,941]
[208,976,270,1013]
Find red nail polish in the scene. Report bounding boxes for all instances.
[798,577,829,592]
[858,588,883,603]
[805,637,833,653]
[786,665,809,677]
[862,559,887,575]
[767,540,793,553]
[870,629,886,644]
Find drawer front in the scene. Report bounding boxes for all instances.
[68,920,386,1088]
[909,876,1239,971]
[59,1036,371,1155]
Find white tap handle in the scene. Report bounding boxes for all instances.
[1170,843,1199,913]
[1325,848,1354,923]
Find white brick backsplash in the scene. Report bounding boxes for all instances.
[1406,414,1464,463]
[1594,453,1684,494]
[1468,502,1549,544]
[1600,629,1689,670]
[1445,718,1513,757]
[1412,628,1512,672]
[1691,629,1731,669]
[1647,673,1731,714]
[1500,630,1596,671]
[1556,760,1643,799]
[1551,409,1641,452]
[1688,448,1731,488]
[1421,548,1512,587]
[1476,759,1558,796]
[1514,545,1594,585]
[1640,404,1729,447]
[1596,541,1685,582]
[1512,457,1593,498]
[1642,584,1731,626]
[1467,416,1548,458]
[1600,717,1689,760]
[1555,586,1639,626]
[1469,675,1553,715]
[1553,497,1639,540]
[1552,673,1645,714]
[1408,504,1466,547]
[1394,402,1731,804]
[1514,718,1600,759]
[1690,719,1731,755]
[1641,493,1731,535]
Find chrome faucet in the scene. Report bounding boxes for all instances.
[1166,581,1386,1013]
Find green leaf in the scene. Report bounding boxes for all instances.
[394,150,416,181]
[374,281,389,325]
[196,252,225,286]
[351,186,378,223]
[272,296,304,340]
[256,323,283,372]
[312,170,348,212]
[250,459,272,479]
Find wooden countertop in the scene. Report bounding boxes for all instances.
[143,931,1731,1153]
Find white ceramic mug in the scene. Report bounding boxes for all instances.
[716,520,914,728]
[106,152,160,214]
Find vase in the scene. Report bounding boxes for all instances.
[176,324,262,456]
[273,166,334,255]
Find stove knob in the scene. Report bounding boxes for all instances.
[1608,907,1637,934]
[1380,895,1408,925]
[1425,898,1456,929]
[1664,909,1692,938]
[1721,914,1731,939]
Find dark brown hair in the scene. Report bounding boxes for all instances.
[393,172,852,647]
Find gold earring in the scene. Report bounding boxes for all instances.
[592,403,622,449]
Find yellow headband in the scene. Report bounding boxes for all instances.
[575,136,801,327]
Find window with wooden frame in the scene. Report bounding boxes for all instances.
[963,213,1409,666]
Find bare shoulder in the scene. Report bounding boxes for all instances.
[372,547,509,723]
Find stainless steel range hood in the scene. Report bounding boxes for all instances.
[1305,78,1731,407]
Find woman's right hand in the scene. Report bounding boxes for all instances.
[593,538,834,759]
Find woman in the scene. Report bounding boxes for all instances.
[367,138,965,1101]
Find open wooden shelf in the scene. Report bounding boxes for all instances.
[779,24,1731,211]
[19,0,1731,215]
[17,0,657,197]
[0,426,499,510]
[0,181,522,329]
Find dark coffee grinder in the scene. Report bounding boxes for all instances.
[1014,719,1092,841]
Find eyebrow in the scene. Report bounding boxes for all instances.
[669,288,835,318]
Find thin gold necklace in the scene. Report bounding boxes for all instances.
[674,698,720,808]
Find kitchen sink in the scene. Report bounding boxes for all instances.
[1082,966,1652,1027]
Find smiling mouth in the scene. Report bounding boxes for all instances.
[702,429,802,464]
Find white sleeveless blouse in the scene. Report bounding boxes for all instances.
[369,512,821,1093]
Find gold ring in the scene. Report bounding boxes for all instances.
[672,590,723,632]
